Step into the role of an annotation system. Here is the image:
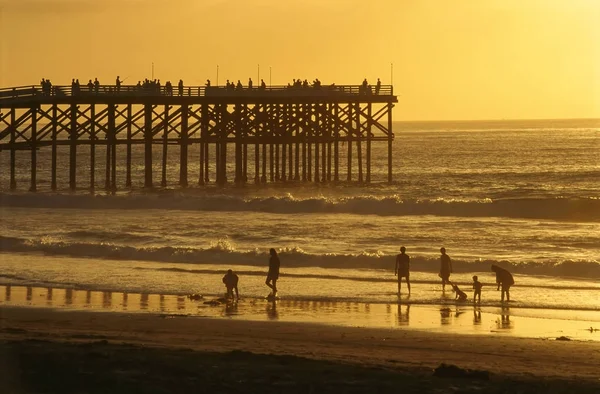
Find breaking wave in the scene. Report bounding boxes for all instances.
[2,235,599,279]
[1,192,599,221]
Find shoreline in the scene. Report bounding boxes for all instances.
[2,306,600,393]
[1,284,600,343]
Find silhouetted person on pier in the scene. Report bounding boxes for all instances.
[266,248,280,297]
[178,79,183,96]
[395,246,411,295]
[260,79,266,90]
[361,78,368,94]
[116,76,121,92]
[375,78,381,94]
[248,78,253,89]
[472,275,482,303]
[205,79,211,87]
[71,79,77,95]
[94,78,100,94]
[439,247,452,290]
[491,264,514,302]
[41,79,52,95]
[87,79,94,92]
[222,269,239,300]
[236,80,243,91]
[75,79,80,94]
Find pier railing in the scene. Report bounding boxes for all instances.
[0,84,393,102]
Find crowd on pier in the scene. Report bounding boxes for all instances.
[38,76,386,97]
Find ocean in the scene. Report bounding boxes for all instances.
[1,119,599,338]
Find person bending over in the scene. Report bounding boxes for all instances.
[222,269,239,300]
[491,264,514,302]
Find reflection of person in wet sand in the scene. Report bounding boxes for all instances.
[491,264,514,302]
[451,282,468,302]
[266,248,280,297]
[394,246,411,295]
[397,303,410,326]
[473,308,482,324]
[440,307,451,325]
[267,299,278,320]
[498,306,512,329]
[439,247,452,290]
[222,269,239,300]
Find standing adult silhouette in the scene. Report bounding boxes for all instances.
[439,247,452,290]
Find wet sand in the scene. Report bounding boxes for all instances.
[1,306,600,393]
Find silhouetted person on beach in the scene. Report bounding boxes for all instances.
[439,247,452,290]
[394,246,410,294]
[451,282,467,302]
[222,269,239,300]
[266,248,280,297]
[491,264,514,302]
[472,275,482,303]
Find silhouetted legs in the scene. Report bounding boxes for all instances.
[266,278,277,295]
[398,276,411,295]
[501,285,510,302]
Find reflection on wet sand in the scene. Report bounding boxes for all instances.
[225,301,238,317]
[397,304,410,326]
[473,308,482,325]
[0,285,598,341]
[5,285,11,302]
[266,300,278,320]
[497,306,513,330]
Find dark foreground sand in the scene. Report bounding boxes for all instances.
[1,307,600,393]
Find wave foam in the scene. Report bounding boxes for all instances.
[2,235,599,279]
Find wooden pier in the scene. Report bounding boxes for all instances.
[0,83,397,191]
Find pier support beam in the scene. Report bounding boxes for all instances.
[30,106,37,192]
[162,105,170,188]
[180,105,188,187]
[234,104,243,185]
[366,103,371,183]
[334,104,339,182]
[52,105,58,190]
[144,104,153,188]
[126,104,132,188]
[356,103,363,183]
[89,104,95,191]
[107,104,116,191]
[388,103,393,183]
[347,104,353,182]
[9,108,16,190]
[70,104,77,190]
[199,104,207,185]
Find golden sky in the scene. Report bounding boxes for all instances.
[0,0,598,120]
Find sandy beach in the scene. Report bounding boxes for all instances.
[2,306,600,393]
